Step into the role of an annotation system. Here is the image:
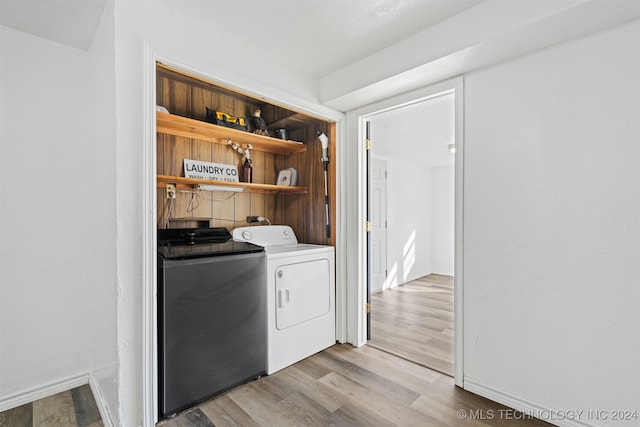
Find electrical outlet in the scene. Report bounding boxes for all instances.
[166,184,176,199]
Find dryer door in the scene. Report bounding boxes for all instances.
[275,258,330,330]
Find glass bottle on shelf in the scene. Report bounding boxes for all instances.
[240,144,253,183]
[241,158,253,183]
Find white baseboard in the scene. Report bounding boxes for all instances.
[0,373,88,413]
[0,372,115,427]
[88,373,115,427]
[464,378,601,427]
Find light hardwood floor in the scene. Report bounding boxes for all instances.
[2,345,552,426]
[369,274,454,376]
[159,344,551,427]
[0,385,103,427]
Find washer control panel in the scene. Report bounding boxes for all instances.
[232,225,298,246]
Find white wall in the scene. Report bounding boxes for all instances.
[0,26,92,397]
[320,1,640,111]
[87,2,118,423]
[464,20,639,425]
[432,166,454,276]
[116,2,319,105]
[370,157,455,289]
[373,154,433,292]
[0,15,118,423]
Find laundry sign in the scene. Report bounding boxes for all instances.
[184,159,239,182]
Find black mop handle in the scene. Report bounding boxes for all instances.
[318,130,331,239]
[323,160,330,239]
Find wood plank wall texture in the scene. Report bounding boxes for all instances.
[156,66,336,246]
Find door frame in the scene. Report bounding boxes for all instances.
[345,77,464,386]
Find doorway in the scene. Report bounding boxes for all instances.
[347,77,464,386]
[365,92,456,376]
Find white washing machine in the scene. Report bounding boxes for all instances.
[232,225,335,374]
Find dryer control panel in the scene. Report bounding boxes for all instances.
[233,225,299,247]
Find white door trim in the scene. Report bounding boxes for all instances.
[142,42,158,427]
[346,77,464,387]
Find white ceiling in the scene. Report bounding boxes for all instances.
[1,0,637,149]
[0,0,481,77]
[166,0,482,78]
[2,1,637,97]
[369,92,455,168]
[0,0,107,51]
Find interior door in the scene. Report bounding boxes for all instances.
[370,158,387,294]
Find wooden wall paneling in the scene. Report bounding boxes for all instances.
[273,154,286,225]
[241,98,253,118]
[208,195,234,229]
[279,123,335,246]
[165,79,191,118]
[157,63,260,108]
[303,125,323,240]
[190,87,214,220]
[272,124,324,243]
[299,128,314,243]
[157,75,193,225]
[157,132,167,227]
[156,75,167,192]
[163,135,186,181]
[232,96,257,229]
[191,85,210,123]
[262,152,278,225]
[162,76,193,221]
[202,91,243,230]
[156,70,167,226]
[308,121,336,246]
[218,91,248,228]
[260,104,291,132]
[156,65,336,239]
[280,128,306,243]
[232,95,252,228]
[209,191,236,230]
[259,104,277,124]
[315,121,336,247]
[223,95,246,230]
[301,127,323,245]
[280,147,304,242]
[187,142,213,220]
[306,123,325,246]
[217,94,236,124]
[166,136,192,219]
[191,106,207,123]
[233,191,251,228]
[265,144,279,226]
[157,188,166,228]
[157,74,169,111]
[206,91,232,229]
